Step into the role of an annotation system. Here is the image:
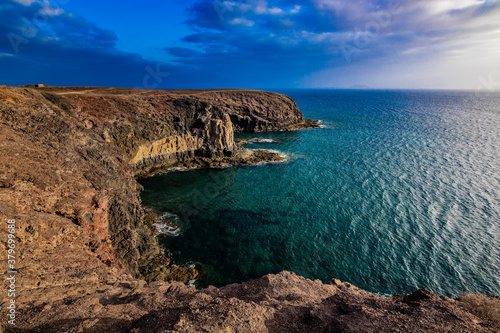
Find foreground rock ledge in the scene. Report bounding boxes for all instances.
[0,86,497,332]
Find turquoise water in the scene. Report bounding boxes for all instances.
[139,90,500,297]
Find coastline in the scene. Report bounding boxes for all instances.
[138,128,308,282]
[135,146,289,179]
[0,85,317,286]
[0,85,498,332]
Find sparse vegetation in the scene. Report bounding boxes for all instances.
[460,292,500,328]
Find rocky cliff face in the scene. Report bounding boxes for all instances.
[48,87,308,177]
[0,86,498,332]
[0,86,306,283]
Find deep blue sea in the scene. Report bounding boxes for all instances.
[139,90,500,297]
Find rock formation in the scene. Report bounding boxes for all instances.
[0,86,497,332]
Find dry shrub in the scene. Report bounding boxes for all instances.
[460,292,500,328]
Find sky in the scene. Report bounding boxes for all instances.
[0,0,499,90]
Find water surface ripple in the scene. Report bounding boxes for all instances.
[139,90,500,297]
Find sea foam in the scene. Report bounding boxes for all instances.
[154,212,182,237]
[246,138,278,143]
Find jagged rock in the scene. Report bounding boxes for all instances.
[0,86,496,332]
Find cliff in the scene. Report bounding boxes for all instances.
[0,86,498,332]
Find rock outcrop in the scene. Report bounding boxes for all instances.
[0,86,306,284]
[4,271,500,333]
[0,86,497,332]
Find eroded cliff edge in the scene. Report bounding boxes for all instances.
[0,86,498,332]
[0,86,317,282]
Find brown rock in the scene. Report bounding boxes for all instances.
[0,86,496,332]
[330,278,342,286]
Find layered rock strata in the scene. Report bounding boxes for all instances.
[0,86,310,283]
[0,86,497,332]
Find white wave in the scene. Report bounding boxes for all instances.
[160,166,196,174]
[251,138,277,143]
[250,149,290,164]
[374,292,393,299]
[317,120,327,128]
[266,149,289,160]
[154,212,182,237]
[241,138,279,144]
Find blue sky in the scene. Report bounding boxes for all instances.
[0,0,499,89]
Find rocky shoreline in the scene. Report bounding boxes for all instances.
[135,147,287,179]
[0,86,498,332]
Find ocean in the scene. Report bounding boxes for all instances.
[139,89,500,297]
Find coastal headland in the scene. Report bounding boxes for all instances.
[0,86,497,332]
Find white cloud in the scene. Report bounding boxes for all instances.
[264,5,300,15]
[12,0,38,6]
[290,5,301,14]
[39,7,64,16]
[222,1,252,13]
[12,0,65,16]
[312,0,370,19]
[230,17,255,26]
[268,7,285,15]
[280,19,295,27]
[0,53,14,57]
[251,1,301,16]
[301,0,500,89]
[422,0,485,15]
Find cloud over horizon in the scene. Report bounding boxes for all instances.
[0,0,181,88]
[0,0,499,89]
